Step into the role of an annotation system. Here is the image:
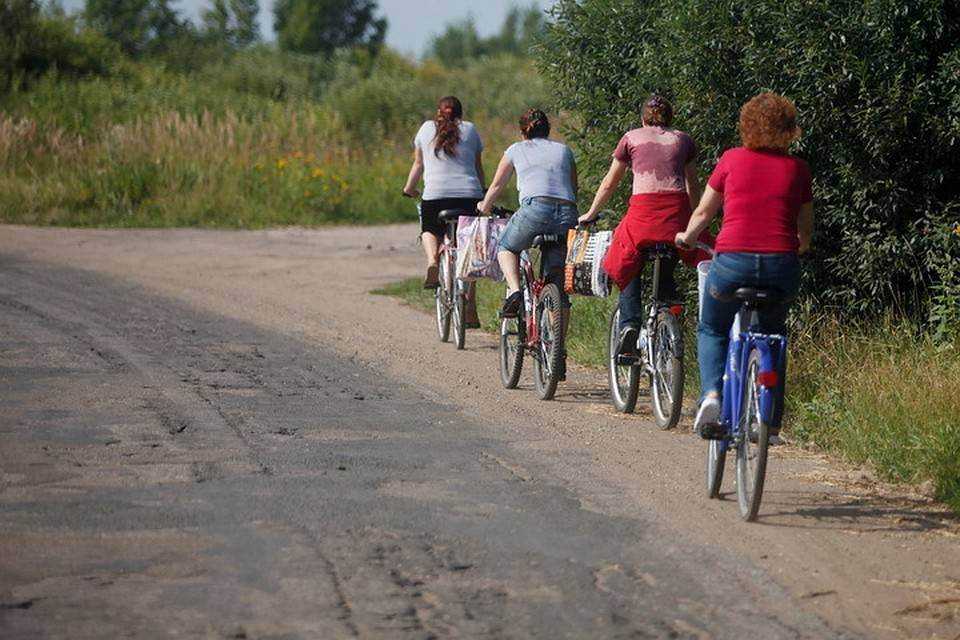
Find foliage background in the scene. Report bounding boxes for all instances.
[0,0,549,228]
[538,0,960,330]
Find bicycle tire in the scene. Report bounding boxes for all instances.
[434,250,452,342]
[453,283,466,350]
[499,314,525,388]
[736,348,769,521]
[533,283,564,401]
[706,439,726,499]
[608,305,640,413]
[650,310,684,430]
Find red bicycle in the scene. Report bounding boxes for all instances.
[497,230,568,400]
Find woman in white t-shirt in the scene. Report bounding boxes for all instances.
[402,97,485,327]
[477,109,578,320]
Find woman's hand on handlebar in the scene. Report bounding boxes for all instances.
[476,198,494,215]
[674,231,695,250]
[577,210,599,225]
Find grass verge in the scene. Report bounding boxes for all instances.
[375,277,960,514]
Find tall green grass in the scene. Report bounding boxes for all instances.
[376,277,960,513]
[0,50,543,227]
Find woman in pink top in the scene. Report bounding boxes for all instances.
[676,92,814,440]
[579,95,708,356]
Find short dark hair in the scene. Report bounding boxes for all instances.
[519,108,550,139]
[642,95,673,127]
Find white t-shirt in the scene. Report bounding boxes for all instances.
[414,120,484,200]
[504,138,576,203]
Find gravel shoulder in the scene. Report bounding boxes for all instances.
[1,223,958,639]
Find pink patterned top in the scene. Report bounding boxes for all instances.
[613,126,698,195]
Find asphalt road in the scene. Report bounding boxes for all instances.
[2,225,958,640]
[0,250,844,639]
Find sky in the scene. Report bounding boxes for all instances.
[63,0,556,57]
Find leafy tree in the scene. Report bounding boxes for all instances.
[0,0,39,90]
[84,0,187,57]
[273,0,387,57]
[540,0,960,328]
[202,0,260,49]
[428,3,544,65]
[1,0,119,91]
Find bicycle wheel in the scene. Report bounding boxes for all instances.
[706,439,726,499]
[608,305,640,413]
[736,348,769,521]
[499,311,525,388]
[434,249,453,342]
[453,281,466,350]
[533,283,564,401]
[650,310,684,429]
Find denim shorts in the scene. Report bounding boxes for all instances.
[498,197,578,272]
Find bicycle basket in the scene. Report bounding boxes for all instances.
[564,228,612,297]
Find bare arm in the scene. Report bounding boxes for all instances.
[797,202,813,254]
[579,158,628,223]
[475,150,486,190]
[476,154,515,214]
[684,161,702,209]
[675,185,723,248]
[402,147,424,198]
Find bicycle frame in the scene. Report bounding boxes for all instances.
[616,250,683,372]
[519,250,546,349]
[717,311,787,453]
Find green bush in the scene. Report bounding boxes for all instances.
[0,3,121,91]
[540,0,960,330]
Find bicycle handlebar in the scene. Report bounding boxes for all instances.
[576,209,609,230]
[694,241,715,257]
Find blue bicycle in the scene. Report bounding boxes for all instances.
[705,287,788,522]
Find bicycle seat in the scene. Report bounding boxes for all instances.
[735,288,779,305]
[439,209,477,222]
[531,234,562,248]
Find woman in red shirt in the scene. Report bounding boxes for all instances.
[579,95,708,355]
[676,92,814,440]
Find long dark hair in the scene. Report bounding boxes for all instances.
[433,96,463,158]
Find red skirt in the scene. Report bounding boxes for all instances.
[602,192,713,290]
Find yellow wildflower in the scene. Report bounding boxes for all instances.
[276,159,288,170]
[954,223,960,236]
[311,168,324,178]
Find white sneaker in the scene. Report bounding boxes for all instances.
[694,395,722,439]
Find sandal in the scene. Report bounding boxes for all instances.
[464,302,481,329]
[499,291,523,318]
[423,265,439,289]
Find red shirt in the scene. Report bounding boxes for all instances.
[708,147,812,254]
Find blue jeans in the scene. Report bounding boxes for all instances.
[498,196,578,264]
[698,252,800,404]
[618,255,679,330]
[498,196,578,298]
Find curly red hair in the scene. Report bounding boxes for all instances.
[739,92,800,151]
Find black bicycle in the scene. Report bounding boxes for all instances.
[607,243,685,428]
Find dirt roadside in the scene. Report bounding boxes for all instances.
[1,223,957,639]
